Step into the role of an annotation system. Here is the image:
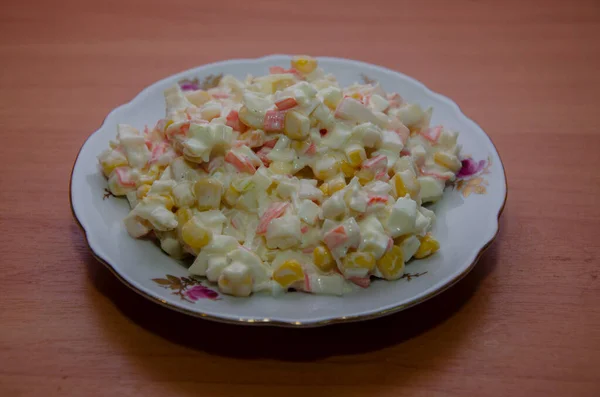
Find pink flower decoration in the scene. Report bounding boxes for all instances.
[179,79,200,91]
[185,285,219,301]
[457,158,486,178]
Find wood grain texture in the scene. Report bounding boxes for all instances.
[1,0,599,395]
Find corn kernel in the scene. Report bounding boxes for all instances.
[291,140,310,153]
[273,260,304,288]
[284,110,310,140]
[139,164,163,185]
[294,166,315,179]
[328,175,346,194]
[414,234,440,259]
[185,90,211,107]
[272,78,294,93]
[393,173,408,198]
[355,169,374,185]
[342,251,376,274]
[345,144,366,167]
[377,245,405,280]
[181,218,213,249]
[340,160,356,178]
[392,172,420,200]
[313,155,340,181]
[270,160,294,175]
[291,55,318,74]
[266,183,277,195]
[101,158,128,177]
[434,152,462,172]
[194,178,223,210]
[319,183,329,196]
[143,194,174,210]
[137,184,151,199]
[230,177,254,193]
[223,186,240,206]
[321,87,342,110]
[175,207,193,239]
[160,194,175,211]
[313,245,335,272]
[393,234,410,246]
[176,207,193,225]
[349,92,363,101]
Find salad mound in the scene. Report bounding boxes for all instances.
[98,56,462,297]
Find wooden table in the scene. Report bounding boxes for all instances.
[2,0,599,395]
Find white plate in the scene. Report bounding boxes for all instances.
[71,55,506,327]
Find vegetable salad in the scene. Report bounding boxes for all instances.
[98,56,462,297]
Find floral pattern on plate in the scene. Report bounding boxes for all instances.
[152,275,220,302]
[453,156,492,197]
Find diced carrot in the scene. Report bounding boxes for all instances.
[304,273,312,292]
[211,91,229,99]
[302,246,315,254]
[263,110,285,132]
[419,166,452,181]
[262,138,278,148]
[225,151,256,174]
[275,97,298,110]
[155,119,168,133]
[344,93,364,104]
[395,126,410,144]
[363,94,371,106]
[256,202,289,234]
[419,126,442,143]
[323,225,348,250]
[387,93,403,109]
[287,68,302,78]
[226,110,248,133]
[269,66,302,78]
[375,170,389,181]
[256,147,272,166]
[115,167,136,187]
[269,66,286,74]
[367,195,388,205]
[149,141,169,164]
[166,122,190,139]
[349,277,371,288]
[208,156,224,173]
[362,155,387,174]
[244,130,264,148]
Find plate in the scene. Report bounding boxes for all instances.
[70,55,506,327]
